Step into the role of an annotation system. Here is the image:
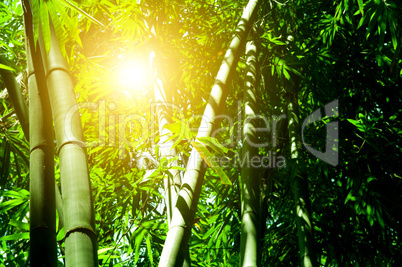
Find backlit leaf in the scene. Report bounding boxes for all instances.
[192,141,231,185]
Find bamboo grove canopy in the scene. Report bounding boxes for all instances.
[0,0,401,266]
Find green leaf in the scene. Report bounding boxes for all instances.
[164,121,194,140]
[0,232,29,241]
[134,228,146,265]
[202,225,216,240]
[32,0,41,46]
[146,234,153,265]
[191,141,232,185]
[56,227,65,241]
[14,2,23,16]
[1,188,30,198]
[283,67,290,80]
[197,136,229,155]
[40,1,51,54]
[98,247,114,255]
[279,247,291,262]
[378,13,386,50]
[56,0,104,26]
[48,0,66,56]
[366,9,379,39]
[8,219,29,231]
[207,214,220,224]
[0,63,15,72]
[387,14,398,50]
[345,191,356,204]
[357,0,364,16]
[347,119,365,132]
[0,198,26,213]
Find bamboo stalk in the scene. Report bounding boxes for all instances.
[158,1,260,266]
[240,36,261,267]
[26,30,58,267]
[37,17,97,267]
[287,95,317,267]
[150,51,190,266]
[23,3,58,265]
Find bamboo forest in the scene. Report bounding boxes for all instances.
[0,0,401,266]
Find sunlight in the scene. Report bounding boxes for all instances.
[115,57,150,92]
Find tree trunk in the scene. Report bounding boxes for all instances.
[287,95,317,267]
[37,17,97,267]
[240,36,261,267]
[158,0,260,266]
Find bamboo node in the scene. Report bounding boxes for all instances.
[45,67,71,80]
[30,142,53,153]
[65,226,97,240]
[57,140,87,154]
[168,224,188,231]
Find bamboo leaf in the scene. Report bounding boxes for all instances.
[56,227,65,241]
[32,0,41,46]
[48,0,67,56]
[207,214,220,224]
[52,0,73,31]
[9,219,29,231]
[357,0,364,16]
[9,142,29,167]
[347,118,366,132]
[0,63,15,72]
[366,9,379,39]
[387,14,398,50]
[202,225,216,240]
[40,1,51,54]
[279,247,291,262]
[56,0,104,26]
[192,141,232,185]
[2,188,29,198]
[146,234,154,265]
[134,228,146,265]
[0,198,26,213]
[283,67,290,80]
[197,136,229,155]
[0,232,29,241]
[164,121,195,140]
[98,247,113,255]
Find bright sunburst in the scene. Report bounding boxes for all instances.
[115,57,150,91]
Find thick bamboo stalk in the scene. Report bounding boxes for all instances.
[37,18,97,267]
[158,1,260,266]
[0,56,29,139]
[287,96,317,267]
[240,37,261,267]
[22,3,58,265]
[26,33,58,267]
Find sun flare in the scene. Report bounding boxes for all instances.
[115,58,150,90]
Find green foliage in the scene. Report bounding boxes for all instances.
[192,139,232,185]
[0,0,401,265]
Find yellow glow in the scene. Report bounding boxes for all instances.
[115,58,150,90]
